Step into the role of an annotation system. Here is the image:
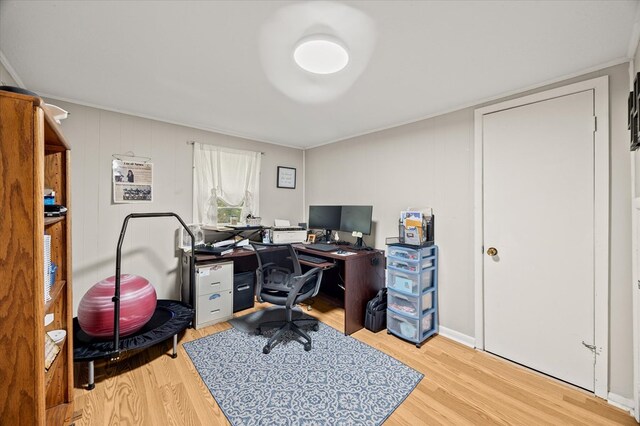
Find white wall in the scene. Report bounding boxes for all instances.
[0,60,16,86]
[306,63,633,399]
[42,99,303,315]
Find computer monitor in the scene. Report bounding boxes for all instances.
[308,205,341,242]
[340,205,373,248]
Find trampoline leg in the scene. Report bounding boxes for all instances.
[171,334,178,359]
[87,361,95,390]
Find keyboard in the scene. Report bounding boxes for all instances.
[308,243,338,252]
[297,254,327,264]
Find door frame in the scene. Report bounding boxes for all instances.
[473,76,610,398]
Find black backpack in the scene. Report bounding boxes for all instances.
[364,288,387,332]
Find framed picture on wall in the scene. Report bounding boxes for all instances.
[277,166,296,189]
[629,73,640,151]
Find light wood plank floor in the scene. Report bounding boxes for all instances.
[73,297,636,425]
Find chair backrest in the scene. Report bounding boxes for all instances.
[250,242,302,276]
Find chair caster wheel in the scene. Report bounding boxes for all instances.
[171,353,178,359]
[304,342,312,351]
[312,323,320,332]
[263,345,271,354]
[387,330,391,334]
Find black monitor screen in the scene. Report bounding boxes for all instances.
[340,205,373,235]
[308,205,342,230]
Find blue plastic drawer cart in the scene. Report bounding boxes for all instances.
[386,243,438,347]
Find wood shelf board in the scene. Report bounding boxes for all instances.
[44,216,65,226]
[45,280,67,313]
[42,109,70,150]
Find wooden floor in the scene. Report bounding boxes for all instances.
[73,297,636,425]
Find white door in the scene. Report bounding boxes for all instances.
[483,90,596,391]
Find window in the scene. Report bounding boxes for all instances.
[216,199,243,224]
[193,144,261,226]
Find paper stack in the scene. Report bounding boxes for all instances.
[44,333,60,371]
[400,208,433,246]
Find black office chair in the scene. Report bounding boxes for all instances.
[251,242,324,354]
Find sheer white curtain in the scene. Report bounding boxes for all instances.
[193,143,261,225]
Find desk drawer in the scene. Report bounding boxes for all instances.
[196,290,233,328]
[197,261,233,295]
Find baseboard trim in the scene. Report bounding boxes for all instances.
[438,326,476,348]
[607,392,635,415]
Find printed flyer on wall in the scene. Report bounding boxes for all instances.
[112,159,153,203]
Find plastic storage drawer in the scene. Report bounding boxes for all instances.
[388,311,436,342]
[388,291,433,318]
[388,313,420,341]
[388,258,434,272]
[387,268,434,295]
[388,246,422,261]
[388,246,435,269]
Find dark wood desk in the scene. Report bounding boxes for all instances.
[186,245,385,335]
[293,244,386,335]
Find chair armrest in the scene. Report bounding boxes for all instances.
[286,267,324,307]
[255,269,264,302]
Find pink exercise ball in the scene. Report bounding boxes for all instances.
[78,274,157,338]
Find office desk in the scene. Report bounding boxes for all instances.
[183,245,385,336]
[293,245,386,335]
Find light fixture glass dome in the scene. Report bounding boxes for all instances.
[294,38,349,74]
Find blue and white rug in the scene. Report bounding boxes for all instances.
[183,322,423,425]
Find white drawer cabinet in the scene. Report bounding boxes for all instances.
[194,261,234,329]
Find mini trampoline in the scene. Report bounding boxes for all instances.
[73,212,196,390]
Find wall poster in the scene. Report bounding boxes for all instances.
[112,159,153,203]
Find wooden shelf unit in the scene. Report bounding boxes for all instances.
[0,90,74,424]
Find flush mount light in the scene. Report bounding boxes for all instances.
[293,37,349,74]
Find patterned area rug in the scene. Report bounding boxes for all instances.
[183,322,423,425]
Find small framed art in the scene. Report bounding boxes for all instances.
[277,166,296,189]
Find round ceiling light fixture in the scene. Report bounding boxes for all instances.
[293,37,349,74]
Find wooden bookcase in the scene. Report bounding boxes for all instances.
[0,90,74,424]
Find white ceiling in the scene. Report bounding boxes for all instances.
[0,0,638,148]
